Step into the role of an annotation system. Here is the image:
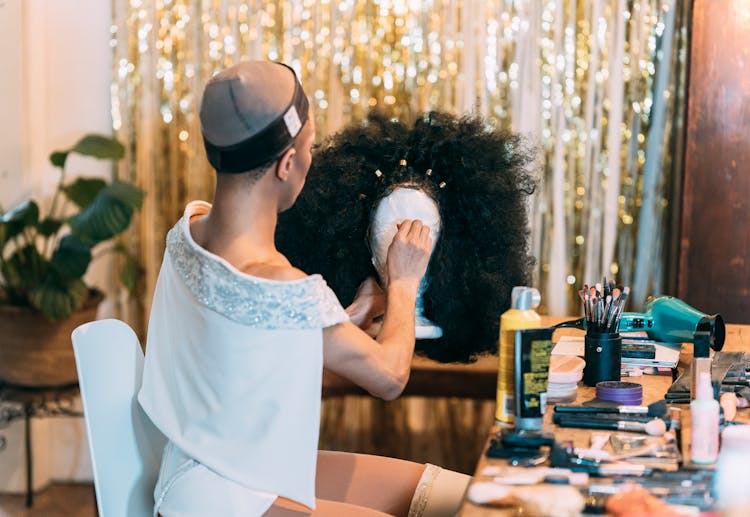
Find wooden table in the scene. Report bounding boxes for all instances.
[322,345,501,400]
[323,316,579,399]
[458,321,750,516]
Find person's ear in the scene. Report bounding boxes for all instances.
[275,147,296,182]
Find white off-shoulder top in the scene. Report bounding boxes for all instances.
[138,201,348,510]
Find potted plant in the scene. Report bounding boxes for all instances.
[0,134,143,387]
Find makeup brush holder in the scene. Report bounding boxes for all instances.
[583,332,622,386]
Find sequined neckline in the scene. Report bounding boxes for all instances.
[165,201,348,329]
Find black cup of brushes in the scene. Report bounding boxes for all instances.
[580,279,628,387]
[583,331,622,386]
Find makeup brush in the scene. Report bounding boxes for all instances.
[604,288,621,331]
[553,417,667,436]
[553,413,660,427]
[549,442,652,476]
[554,400,667,419]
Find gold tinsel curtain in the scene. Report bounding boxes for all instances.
[111,0,689,328]
[111,0,689,472]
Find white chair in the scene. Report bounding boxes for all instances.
[72,319,166,517]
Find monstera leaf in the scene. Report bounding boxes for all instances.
[119,253,140,295]
[69,181,144,245]
[0,200,40,242]
[49,134,125,169]
[1,244,48,304]
[61,178,107,208]
[29,277,89,321]
[36,217,64,237]
[49,235,92,280]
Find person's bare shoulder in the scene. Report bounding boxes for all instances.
[242,263,310,282]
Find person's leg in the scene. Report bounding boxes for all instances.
[315,450,424,516]
[406,464,471,517]
[314,451,470,517]
[265,497,393,516]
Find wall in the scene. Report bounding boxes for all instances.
[0,0,112,492]
[679,0,750,324]
[0,0,24,208]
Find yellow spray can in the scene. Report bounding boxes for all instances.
[495,286,541,425]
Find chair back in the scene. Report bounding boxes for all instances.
[72,319,166,517]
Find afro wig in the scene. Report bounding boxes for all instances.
[275,111,537,362]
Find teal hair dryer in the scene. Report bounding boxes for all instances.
[619,296,725,351]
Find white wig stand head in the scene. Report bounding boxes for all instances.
[369,186,443,339]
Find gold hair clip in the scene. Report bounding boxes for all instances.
[425,169,433,176]
[439,181,447,189]
[399,159,407,167]
[374,169,383,178]
[358,193,367,200]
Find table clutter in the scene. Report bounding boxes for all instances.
[465,279,750,516]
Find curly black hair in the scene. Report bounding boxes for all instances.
[276,110,537,362]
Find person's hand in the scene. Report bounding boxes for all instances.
[345,277,385,336]
[385,219,433,291]
[605,483,683,516]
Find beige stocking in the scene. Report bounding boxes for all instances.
[407,464,471,517]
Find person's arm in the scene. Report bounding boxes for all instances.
[323,219,431,400]
[345,277,385,336]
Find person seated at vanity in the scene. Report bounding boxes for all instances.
[138,60,469,517]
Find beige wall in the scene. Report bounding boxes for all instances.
[0,0,24,208]
[0,0,112,492]
[0,0,113,208]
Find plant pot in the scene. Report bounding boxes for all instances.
[0,293,103,388]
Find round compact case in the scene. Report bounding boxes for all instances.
[547,355,585,402]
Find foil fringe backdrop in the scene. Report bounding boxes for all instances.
[111,0,689,324]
